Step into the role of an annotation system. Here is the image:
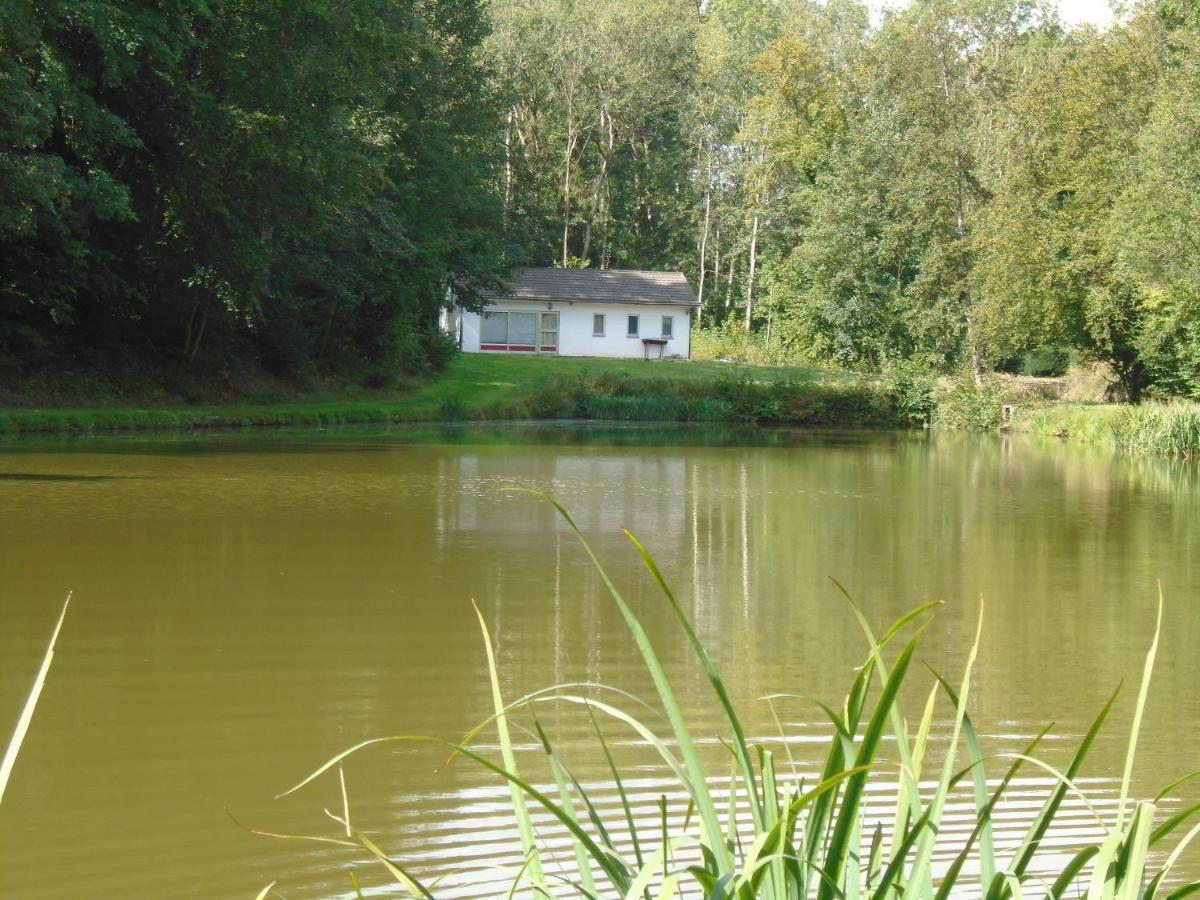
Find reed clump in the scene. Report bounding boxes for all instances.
[257,498,1199,898]
[1019,402,1200,456]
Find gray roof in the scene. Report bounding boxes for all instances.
[486,267,699,308]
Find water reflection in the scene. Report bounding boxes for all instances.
[0,426,1196,898]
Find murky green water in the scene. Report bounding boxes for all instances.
[1,426,1197,897]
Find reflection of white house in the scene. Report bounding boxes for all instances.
[444,267,698,359]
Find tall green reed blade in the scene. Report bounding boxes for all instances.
[901,605,984,900]
[1005,683,1121,886]
[624,529,766,834]
[1152,802,1200,849]
[804,658,875,897]
[1,593,70,808]
[1116,592,1162,833]
[932,725,1053,900]
[804,604,928,898]
[758,747,786,898]
[1114,800,1155,900]
[586,702,646,877]
[531,715,598,899]
[1144,820,1200,898]
[894,684,938,862]
[870,804,936,900]
[451,681,657,764]
[1047,846,1099,899]
[837,584,942,837]
[818,630,922,900]
[927,665,1001,890]
[472,600,546,891]
[532,493,734,874]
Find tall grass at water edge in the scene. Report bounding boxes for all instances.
[258,497,1199,898]
[1020,403,1200,457]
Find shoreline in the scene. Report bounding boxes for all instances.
[0,355,899,436]
[3,356,1197,459]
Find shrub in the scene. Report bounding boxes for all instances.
[881,359,936,426]
[933,379,1008,430]
[1020,345,1072,377]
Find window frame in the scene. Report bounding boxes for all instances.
[479,309,557,353]
[593,313,606,337]
[661,315,674,339]
[627,314,640,337]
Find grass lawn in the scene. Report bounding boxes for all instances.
[0,354,846,436]
[401,354,835,408]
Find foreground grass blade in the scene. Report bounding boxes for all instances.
[531,492,733,872]
[933,726,1053,900]
[927,665,999,890]
[472,600,545,890]
[1007,684,1121,882]
[901,603,984,900]
[586,702,645,875]
[819,631,921,900]
[1047,845,1099,899]
[836,582,939,829]
[532,715,598,898]
[1116,592,1162,832]
[625,529,765,833]
[1,592,71,808]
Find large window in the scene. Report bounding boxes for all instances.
[627,315,639,337]
[661,315,673,339]
[593,314,605,336]
[481,312,508,344]
[508,312,537,346]
[480,310,557,353]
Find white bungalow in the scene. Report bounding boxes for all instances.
[445,267,697,359]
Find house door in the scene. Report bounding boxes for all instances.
[539,312,559,354]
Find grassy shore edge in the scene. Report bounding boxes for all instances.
[0,355,892,436]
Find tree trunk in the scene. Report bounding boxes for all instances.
[503,108,514,220]
[745,210,759,330]
[697,148,712,324]
[561,111,576,266]
[709,238,721,327]
[581,107,612,263]
[725,255,736,315]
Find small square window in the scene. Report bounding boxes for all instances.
[593,314,605,336]
[662,315,673,339]
[627,315,639,337]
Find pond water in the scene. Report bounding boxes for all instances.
[1,425,1197,898]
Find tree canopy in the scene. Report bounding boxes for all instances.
[3,0,1198,397]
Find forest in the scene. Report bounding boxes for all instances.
[2,0,1198,400]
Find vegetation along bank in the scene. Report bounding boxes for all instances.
[0,356,907,436]
[3,352,1197,458]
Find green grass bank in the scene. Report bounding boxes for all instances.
[926,375,1200,456]
[1009,400,1200,456]
[0,354,901,436]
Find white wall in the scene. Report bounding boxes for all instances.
[461,300,691,359]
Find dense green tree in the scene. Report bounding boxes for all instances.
[972,12,1161,398]
[488,0,697,270]
[1,0,503,381]
[4,0,1200,398]
[1108,21,1200,396]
